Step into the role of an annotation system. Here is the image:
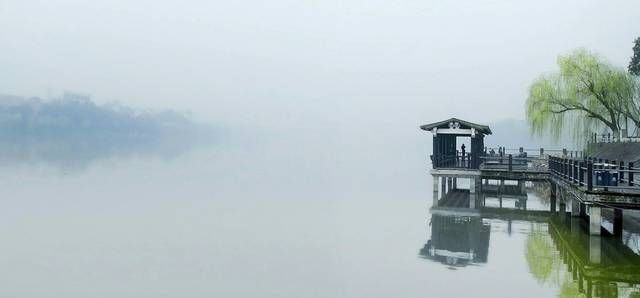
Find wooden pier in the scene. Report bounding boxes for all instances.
[422,118,640,236]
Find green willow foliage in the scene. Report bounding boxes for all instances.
[526,49,637,143]
[525,232,556,284]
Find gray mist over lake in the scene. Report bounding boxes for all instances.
[0,1,640,297]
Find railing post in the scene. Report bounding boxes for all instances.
[579,161,584,185]
[620,161,625,182]
[576,160,580,184]
[573,159,579,184]
[630,162,635,187]
[508,154,512,172]
[576,160,580,183]
[570,159,574,182]
[604,159,610,192]
[587,161,593,191]
[568,158,572,180]
[612,159,618,187]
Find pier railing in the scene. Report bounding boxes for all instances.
[432,147,566,171]
[478,147,561,172]
[479,155,547,172]
[588,132,640,144]
[548,156,640,193]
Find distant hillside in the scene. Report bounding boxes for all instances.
[0,93,216,170]
[0,93,196,139]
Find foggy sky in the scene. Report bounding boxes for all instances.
[1,0,640,130]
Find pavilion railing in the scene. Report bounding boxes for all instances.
[430,153,476,169]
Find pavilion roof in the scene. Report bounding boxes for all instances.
[420,118,492,135]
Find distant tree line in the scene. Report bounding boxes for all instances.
[0,92,214,171]
[0,92,194,140]
[526,38,640,143]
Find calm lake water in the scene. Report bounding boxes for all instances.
[2,136,640,298]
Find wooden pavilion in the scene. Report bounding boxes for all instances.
[420,118,492,169]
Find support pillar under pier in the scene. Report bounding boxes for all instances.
[570,199,580,217]
[589,236,601,263]
[613,209,623,237]
[559,202,566,216]
[518,180,526,193]
[589,206,602,236]
[570,217,581,239]
[469,178,476,209]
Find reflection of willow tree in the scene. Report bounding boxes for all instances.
[525,225,585,298]
[525,228,558,284]
[559,280,584,298]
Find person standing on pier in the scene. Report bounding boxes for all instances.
[461,144,466,163]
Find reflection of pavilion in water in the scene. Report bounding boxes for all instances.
[419,214,490,267]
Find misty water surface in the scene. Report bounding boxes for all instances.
[1,130,639,298]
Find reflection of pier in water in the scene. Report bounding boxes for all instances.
[421,176,640,296]
[421,178,547,267]
[549,216,640,297]
[431,176,551,222]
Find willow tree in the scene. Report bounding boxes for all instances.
[630,37,640,75]
[526,49,635,142]
[627,38,640,130]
